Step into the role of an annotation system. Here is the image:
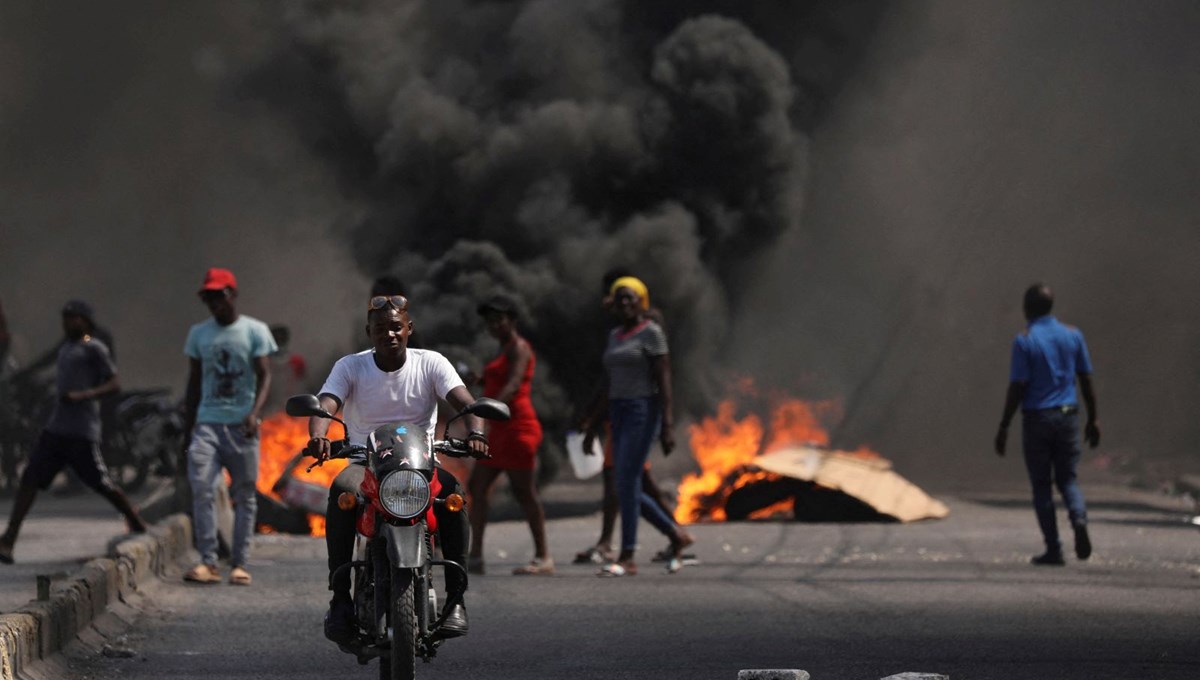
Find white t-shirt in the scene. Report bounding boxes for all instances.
[318,348,465,446]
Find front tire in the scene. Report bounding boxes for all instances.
[381,566,417,680]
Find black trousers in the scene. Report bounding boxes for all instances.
[325,463,469,596]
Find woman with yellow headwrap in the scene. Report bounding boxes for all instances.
[580,276,693,576]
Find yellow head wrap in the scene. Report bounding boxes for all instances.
[609,276,650,311]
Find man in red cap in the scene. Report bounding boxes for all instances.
[181,268,276,585]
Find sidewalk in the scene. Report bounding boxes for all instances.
[0,478,176,615]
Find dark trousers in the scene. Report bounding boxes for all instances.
[326,463,469,596]
[1021,409,1088,551]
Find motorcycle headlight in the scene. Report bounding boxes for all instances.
[377,470,430,519]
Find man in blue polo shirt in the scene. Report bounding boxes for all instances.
[995,284,1100,566]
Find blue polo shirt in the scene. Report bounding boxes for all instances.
[1009,315,1093,411]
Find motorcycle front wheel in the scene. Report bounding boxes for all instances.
[380,566,417,680]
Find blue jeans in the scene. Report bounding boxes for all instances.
[1021,409,1088,552]
[609,398,677,553]
[188,423,259,567]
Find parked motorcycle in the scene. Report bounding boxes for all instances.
[285,393,510,680]
[107,388,184,492]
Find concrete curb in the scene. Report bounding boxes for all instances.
[0,513,191,680]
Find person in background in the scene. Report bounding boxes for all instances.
[0,300,146,564]
[0,297,16,489]
[574,268,679,566]
[995,283,1100,566]
[10,301,118,496]
[467,294,552,576]
[268,324,307,410]
[0,297,10,366]
[581,276,692,576]
[181,268,275,585]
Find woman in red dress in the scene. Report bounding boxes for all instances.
[467,295,552,575]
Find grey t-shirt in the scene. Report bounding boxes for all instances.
[603,320,668,399]
[46,336,117,442]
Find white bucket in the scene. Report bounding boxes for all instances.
[565,430,603,480]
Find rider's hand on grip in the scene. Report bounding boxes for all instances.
[305,436,332,462]
[466,432,490,459]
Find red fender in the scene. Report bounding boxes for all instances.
[425,470,443,533]
[357,469,380,537]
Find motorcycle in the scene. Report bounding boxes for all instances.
[285,393,510,680]
[107,388,185,492]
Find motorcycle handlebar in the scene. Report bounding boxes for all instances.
[434,438,490,460]
[305,439,488,465]
[302,440,368,472]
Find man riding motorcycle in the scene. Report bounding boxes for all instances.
[305,295,487,643]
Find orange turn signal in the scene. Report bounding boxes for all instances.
[337,492,358,511]
[444,493,465,513]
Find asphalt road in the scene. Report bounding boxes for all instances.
[61,484,1199,680]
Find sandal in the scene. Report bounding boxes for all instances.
[650,544,674,563]
[573,545,613,565]
[229,566,252,586]
[671,530,695,557]
[512,557,555,576]
[184,563,221,584]
[597,560,637,577]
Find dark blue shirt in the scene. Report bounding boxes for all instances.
[1009,316,1093,411]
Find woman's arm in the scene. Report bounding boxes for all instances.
[496,337,531,404]
[580,374,609,456]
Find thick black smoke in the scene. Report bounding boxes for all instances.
[245,0,885,427]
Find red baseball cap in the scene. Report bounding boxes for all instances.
[198,268,237,293]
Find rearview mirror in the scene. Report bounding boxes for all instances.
[463,397,511,421]
[285,394,331,419]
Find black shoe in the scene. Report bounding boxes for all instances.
[324,594,355,644]
[439,603,468,638]
[1031,550,1066,566]
[1073,523,1092,560]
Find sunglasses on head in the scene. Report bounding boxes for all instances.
[369,295,408,312]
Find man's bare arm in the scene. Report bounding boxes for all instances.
[994,382,1026,456]
[305,394,342,460]
[445,385,488,457]
[244,355,273,437]
[182,358,202,453]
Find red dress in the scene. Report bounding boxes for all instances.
[478,342,543,470]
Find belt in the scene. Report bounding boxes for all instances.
[1024,405,1079,415]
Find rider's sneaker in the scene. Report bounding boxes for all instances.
[324,594,355,644]
[439,603,469,638]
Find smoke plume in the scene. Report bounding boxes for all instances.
[245,0,885,427]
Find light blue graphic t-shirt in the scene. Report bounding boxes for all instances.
[184,315,277,424]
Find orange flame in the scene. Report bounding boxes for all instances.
[674,400,763,524]
[674,389,881,524]
[257,412,347,536]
